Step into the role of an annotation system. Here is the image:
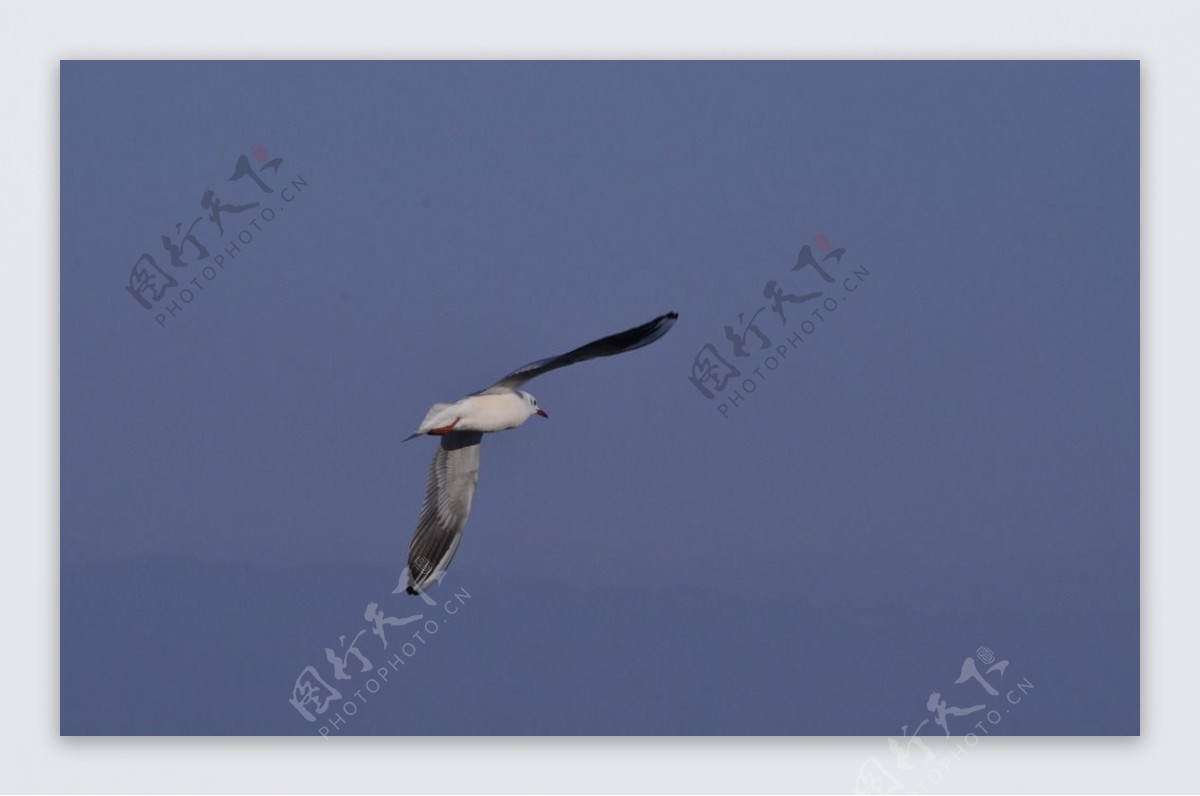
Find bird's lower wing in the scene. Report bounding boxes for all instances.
[405,431,483,593]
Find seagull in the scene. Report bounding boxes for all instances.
[400,311,679,594]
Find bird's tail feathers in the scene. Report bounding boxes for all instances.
[404,402,456,442]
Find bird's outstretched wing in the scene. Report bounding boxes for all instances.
[478,311,679,394]
[405,431,483,594]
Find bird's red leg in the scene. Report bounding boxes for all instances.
[428,417,461,435]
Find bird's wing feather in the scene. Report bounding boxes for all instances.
[405,431,483,593]
[478,311,678,393]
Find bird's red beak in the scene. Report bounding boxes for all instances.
[536,408,549,419]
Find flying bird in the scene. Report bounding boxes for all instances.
[400,311,679,594]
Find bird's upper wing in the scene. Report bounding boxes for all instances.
[405,431,483,594]
[478,311,679,394]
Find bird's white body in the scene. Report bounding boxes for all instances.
[412,391,540,437]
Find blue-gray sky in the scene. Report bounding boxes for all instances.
[61,61,1138,735]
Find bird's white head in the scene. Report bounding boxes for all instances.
[519,390,549,419]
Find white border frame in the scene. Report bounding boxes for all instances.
[8,1,1191,792]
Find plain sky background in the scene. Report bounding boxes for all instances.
[60,61,1138,735]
